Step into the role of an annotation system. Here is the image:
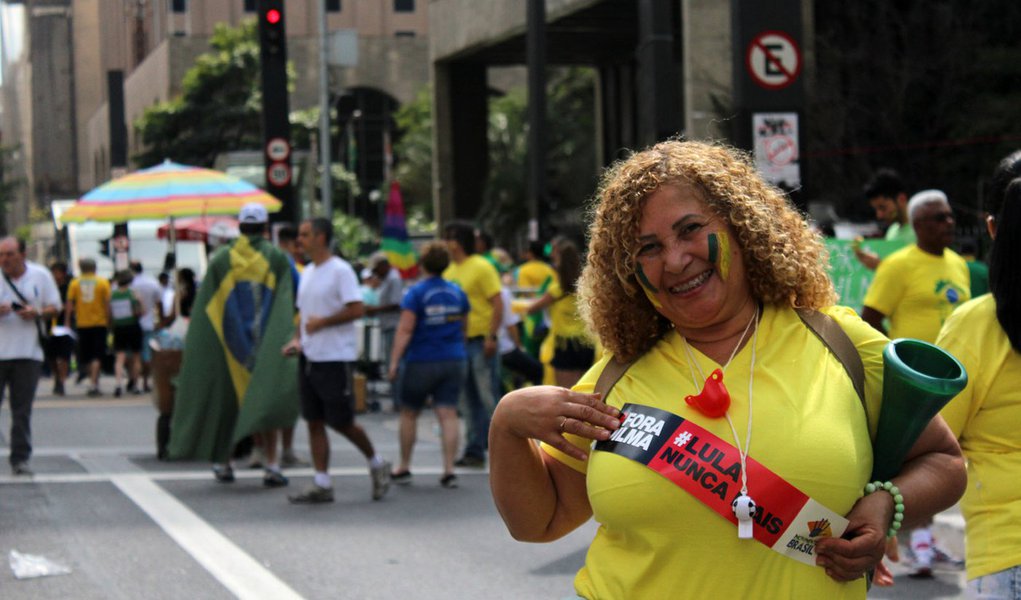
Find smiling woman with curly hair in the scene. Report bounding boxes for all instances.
[488,139,966,599]
[579,140,837,362]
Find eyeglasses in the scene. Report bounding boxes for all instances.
[915,211,955,224]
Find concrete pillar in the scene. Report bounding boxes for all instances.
[432,61,488,225]
[636,0,681,146]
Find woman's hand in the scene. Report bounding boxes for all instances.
[493,385,621,462]
[814,491,894,582]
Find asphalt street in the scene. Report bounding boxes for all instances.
[1,375,967,599]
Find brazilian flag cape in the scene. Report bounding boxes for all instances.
[168,235,299,462]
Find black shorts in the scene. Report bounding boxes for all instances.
[299,357,355,429]
[112,324,143,353]
[47,335,75,360]
[77,327,108,364]
[550,336,596,371]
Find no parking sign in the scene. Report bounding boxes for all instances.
[753,112,800,188]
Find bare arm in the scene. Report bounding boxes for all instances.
[861,306,887,336]
[815,416,965,581]
[387,309,416,380]
[306,301,365,335]
[526,291,555,315]
[489,386,621,542]
[483,292,503,358]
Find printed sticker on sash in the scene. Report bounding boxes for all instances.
[594,403,850,566]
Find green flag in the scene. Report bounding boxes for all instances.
[168,235,299,462]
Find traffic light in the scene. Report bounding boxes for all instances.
[257,0,294,222]
[259,0,286,55]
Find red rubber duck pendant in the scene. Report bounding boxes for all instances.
[685,368,730,418]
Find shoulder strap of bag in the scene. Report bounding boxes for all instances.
[4,270,50,346]
[795,308,866,412]
[593,355,632,400]
[3,271,30,304]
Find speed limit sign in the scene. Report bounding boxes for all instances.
[266,137,290,161]
[267,162,292,187]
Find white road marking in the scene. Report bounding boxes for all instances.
[0,465,488,484]
[111,474,305,600]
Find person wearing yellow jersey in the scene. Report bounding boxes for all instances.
[526,240,594,387]
[515,241,557,357]
[936,154,1021,597]
[488,140,966,598]
[443,221,503,468]
[863,190,970,343]
[65,257,111,397]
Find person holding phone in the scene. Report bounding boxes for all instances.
[1,236,61,476]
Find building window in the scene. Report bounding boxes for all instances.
[393,0,414,13]
[171,0,186,13]
[395,31,415,38]
[327,0,341,12]
[243,0,256,12]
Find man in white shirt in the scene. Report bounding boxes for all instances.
[0,237,61,475]
[129,261,163,393]
[283,218,391,504]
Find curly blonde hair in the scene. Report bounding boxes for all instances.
[578,140,836,363]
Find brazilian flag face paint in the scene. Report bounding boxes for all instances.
[707,232,731,280]
[636,262,663,308]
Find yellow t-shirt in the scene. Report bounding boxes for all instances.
[544,304,887,599]
[936,294,1021,580]
[516,259,556,292]
[67,274,111,328]
[863,245,970,342]
[443,255,502,338]
[547,282,589,341]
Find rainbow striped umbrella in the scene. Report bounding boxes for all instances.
[61,160,281,223]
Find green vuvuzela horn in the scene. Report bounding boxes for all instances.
[871,338,967,481]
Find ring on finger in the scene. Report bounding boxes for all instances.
[558,416,568,432]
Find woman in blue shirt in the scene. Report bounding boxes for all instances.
[388,242,470,488]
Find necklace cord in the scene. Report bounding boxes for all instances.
[682,309,760,496]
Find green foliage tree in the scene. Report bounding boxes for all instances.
[0,145,24,235]
[392,85,435,221]
[133,20,293,168]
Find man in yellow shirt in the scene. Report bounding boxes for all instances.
[65,258,111,397]
[863,189,970,343]
[862,188,969,576]
[443,221,503,467]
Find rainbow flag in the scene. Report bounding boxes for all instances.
[380,181,418,279]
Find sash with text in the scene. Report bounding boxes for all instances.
[594,403,849,566]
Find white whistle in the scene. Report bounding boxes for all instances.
[732,494,756,540]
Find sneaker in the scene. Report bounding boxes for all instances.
[288,484,334,504]
[281,450,310,468]
[454,454,485,468]
[371,461,392,500]
[114,386,122,398]
[53,382,65,396]
[440,473,458,489]
[11,462,33,476]
[263,470,289,488]
[212,465,235,483]
[86,388,102,398]
[391,470,413,485]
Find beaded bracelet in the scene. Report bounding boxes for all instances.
[864,480,904,538]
